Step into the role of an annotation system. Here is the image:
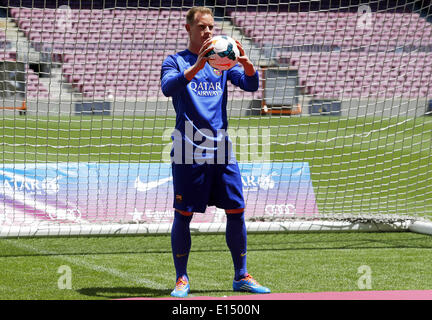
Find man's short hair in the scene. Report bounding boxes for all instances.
[186,6,214,25]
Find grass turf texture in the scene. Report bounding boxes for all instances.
[0,232,431,299]
[1,115,431,216]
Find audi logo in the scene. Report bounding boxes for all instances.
[265,204,296,216]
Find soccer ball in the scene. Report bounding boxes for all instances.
[205,35,240,71]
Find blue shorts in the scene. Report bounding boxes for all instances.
[171,162,245,213]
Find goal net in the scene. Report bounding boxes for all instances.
[0,0,431,237]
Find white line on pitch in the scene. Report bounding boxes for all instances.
[5,239,166,290]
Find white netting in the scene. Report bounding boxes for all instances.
[0,1,431,237]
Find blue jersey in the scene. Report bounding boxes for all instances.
[161,49,259,164]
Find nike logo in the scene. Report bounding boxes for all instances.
[241,252,247,257]
[176,253,188,258]
[134,176,173,192]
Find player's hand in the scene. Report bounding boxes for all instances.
[234,39,256,76]
[184,39,214,81]
[196,38,214,70]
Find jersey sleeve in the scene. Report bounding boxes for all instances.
[227,64,259,92]
[160,55,190,97]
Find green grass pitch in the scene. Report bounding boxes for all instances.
[1,232,432,299]
[0,115,431,299]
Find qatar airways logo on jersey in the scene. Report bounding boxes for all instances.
[189,80,223,97]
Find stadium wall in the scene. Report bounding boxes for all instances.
[15,98,428,117]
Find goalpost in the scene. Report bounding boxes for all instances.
[0,0,431,238]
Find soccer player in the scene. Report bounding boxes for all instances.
[160,6,270,298]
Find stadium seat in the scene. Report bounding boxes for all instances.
[229,10,432,98]
[25,68,49,98]
[8,8,432,99]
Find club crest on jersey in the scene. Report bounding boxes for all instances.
[213,68,223,76]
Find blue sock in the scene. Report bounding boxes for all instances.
[171,210,192,281]
[225,211,248,281]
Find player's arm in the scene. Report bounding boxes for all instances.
[160,56,190,97]
[184,39,214,81]
[227,40,259,92]
[235,39,256,77]
[160,40,214,96]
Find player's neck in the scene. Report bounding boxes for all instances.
[188,42,201,55]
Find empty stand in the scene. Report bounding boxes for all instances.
[26,67,49,98]
[231,11,432,99]
[7,8,432,100]
[9,8,257,100]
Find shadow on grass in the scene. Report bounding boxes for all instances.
[77,286,229,299]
